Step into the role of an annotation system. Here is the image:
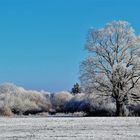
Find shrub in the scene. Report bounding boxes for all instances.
[85,94,116,116]
[65,93,116,116]
[0,83,52,115]
[50,91,73,112]
[127,104,140,116]
[64,93,86,113]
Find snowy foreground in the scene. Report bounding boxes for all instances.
[0,117,140,140]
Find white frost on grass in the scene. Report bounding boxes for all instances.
[0,117,140,140]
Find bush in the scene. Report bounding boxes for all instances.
[50,91,73,112]
[85,94,116,116]
[0,83,52,116]
[65,93,116,116]
[0,106,13,116]
[127,104,140,116]
[64,93,87,113]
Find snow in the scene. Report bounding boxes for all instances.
[0,117,140,140]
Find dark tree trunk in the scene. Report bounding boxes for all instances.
[114,82,125,116]
[116,101,124,116]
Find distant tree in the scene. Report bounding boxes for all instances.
[71,83,82,95]
[80,21,140,116]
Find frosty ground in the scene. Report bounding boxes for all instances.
[0,117,140,140]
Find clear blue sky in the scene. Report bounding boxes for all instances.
[0,0,140,92]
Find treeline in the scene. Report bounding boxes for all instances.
[0,83,140,117]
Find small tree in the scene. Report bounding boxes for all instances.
[80,21,140,116]
[71,83,82,95]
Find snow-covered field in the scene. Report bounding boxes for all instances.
[0,117,140,140]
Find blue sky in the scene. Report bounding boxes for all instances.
[0,0,140,92]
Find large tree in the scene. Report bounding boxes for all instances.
[80,21,140,116]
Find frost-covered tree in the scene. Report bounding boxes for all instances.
[80,21,140,116]
[0,83,51,116]
[50,91,73,112]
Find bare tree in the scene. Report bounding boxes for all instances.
[80,21,140,116]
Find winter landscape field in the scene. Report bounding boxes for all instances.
[0,1,140,140]
[0,117,140,140]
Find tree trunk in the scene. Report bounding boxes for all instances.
[116,101,124,116]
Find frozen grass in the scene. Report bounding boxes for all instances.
[0,117,140,140]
